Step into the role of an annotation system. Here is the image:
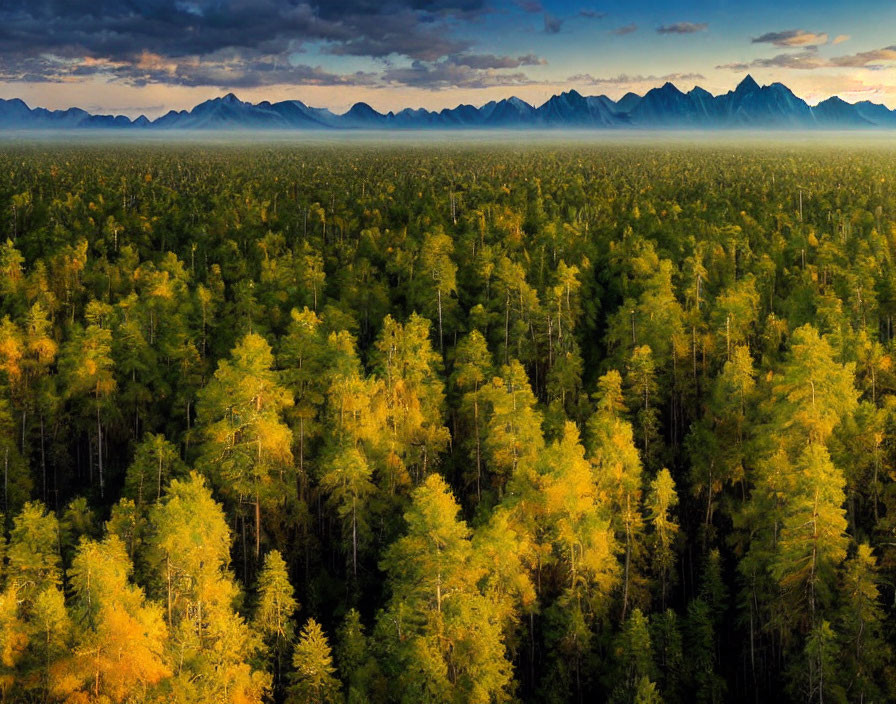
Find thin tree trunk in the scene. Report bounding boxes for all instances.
[40,414,47,503]
[622,499,632,622]
[474,396,481,503]
[437,288,443,354]
[256,495,262,560]
[157,451,163,501]
[96,402,104,499]
[352,501,358,577]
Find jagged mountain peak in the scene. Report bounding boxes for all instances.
[736,74,761,93]
[1,76,895,130]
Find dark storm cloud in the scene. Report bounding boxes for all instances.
[0,0,487,86]
[0,52,381,88]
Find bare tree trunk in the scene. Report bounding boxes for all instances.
[437,288,444,354]
[40,414,46,503]
[157,452,163,501]
[474,396,481,503]
[352,501,358,577]
[96,403,104,499]
[256,495,262,560]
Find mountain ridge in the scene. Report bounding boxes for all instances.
[2,75,895,130]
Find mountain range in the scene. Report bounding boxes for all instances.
[3,76,896,131]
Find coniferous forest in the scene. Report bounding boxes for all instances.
[1,140,896,704]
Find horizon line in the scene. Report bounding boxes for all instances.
[2,74,893,122]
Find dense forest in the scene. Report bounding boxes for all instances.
[0,140,895,704]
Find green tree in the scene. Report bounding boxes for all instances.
[586,371,646,620]
[772,444,848,628]
[279,307,328,491]
[646,468,679,609]
[7,502,61,607]
[684,598,725,704]
[289,618,342,704]
[611,609,658,704]
[482,360,544,498]
[148,472,269,704]
[418,229,458,353]
[836,543,891,703]
[123,433,185,508]
[377,474,512,703]
[451,330,492,503]
[197,332,294,560]
[254,550,299,693]
[625,345,660,468]
[336,609,382,704]
[59,300,116,498]
[28,585,69,699]
[321,446,376,577]
[371,314,450,486]
[0,397,29,518]
[53,535,170,703]
[540,422,619,701]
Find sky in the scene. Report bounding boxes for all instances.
[1,0,895,117]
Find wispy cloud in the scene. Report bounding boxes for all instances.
[612,23,638,36]
[568,72,705,85]
[579,9,607,19]
[383,60,537,90]
[717,45,896,72]
[830,46,896,67]
[514,0,543,12]
[657,22,707,35]
[752,30,829,47]
[449,53,546,69]
[716,53,825,71]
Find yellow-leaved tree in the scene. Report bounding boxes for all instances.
[197,332,293,561]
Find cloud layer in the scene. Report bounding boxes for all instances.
[718,45,896,71]
[0,0,508,88]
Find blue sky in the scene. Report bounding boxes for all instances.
[1,0,895,116]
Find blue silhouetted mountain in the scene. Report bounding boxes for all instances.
[482,96,538,126]
[718,77,814,127]
[812,97,874,127]
[439,104,486,126]
[852,101,896,127]
[2,76,896,130]
[536,90,621,126]
[265,100,340,128]
[630,82,705,126]
[0,98,142,128]
[614,92,642,113]
[341,102,389,128]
